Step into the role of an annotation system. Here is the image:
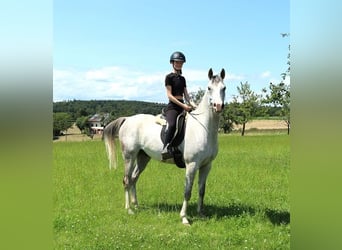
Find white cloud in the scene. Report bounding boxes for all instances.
[136,73,165,85]
[185,69,207,81]
[260,71,271,78]
[226,73,245,81]
[53,69,74,79]
[53,66,168,102]
[85,66,122,81]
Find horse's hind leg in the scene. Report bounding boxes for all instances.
[122,155,136,214]
[130,150,150,207]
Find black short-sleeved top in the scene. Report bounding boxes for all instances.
[165,73,186,96]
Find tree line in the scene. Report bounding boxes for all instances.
[53,100,165,121]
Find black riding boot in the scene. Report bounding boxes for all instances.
[161,131,173,160]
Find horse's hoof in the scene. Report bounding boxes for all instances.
[127,208,135,215]
[182,217,191,226]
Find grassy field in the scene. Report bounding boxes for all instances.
[53,133,290,249]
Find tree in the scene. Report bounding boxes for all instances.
[232,82,261,136]
[75,116,89,133]
[189,88,205,105]
[263,82,290,134]
[53,112,73,137]
[220,103,235,133]
[280,33,290,81]
[262,33,290,134]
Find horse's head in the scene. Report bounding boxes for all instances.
[207,68,226,113]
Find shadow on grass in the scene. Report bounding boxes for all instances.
[150,203,290,225]
[151,202,255,218]
[265,209,290,225]
[200,203,256,218]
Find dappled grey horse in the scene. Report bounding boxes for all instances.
[103,68,226,225]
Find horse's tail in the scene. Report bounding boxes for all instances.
[103,117,126,169]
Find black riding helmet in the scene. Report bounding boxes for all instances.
[170,51,186,63]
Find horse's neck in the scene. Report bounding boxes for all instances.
[194,93,220,133]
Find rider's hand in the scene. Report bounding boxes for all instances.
[183,104,193,112]
[189,101,197,110]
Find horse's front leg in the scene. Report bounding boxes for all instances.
[180,163,197,225]
[198,163,212,217]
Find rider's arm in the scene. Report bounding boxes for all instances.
[183,87,197,109]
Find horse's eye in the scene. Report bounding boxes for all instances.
[208,86,212,91]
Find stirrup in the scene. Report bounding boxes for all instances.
[161,151,172,160]
[161,144,172,160]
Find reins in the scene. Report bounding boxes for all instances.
[187,110,209,133]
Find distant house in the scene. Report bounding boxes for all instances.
[88,113,109,134]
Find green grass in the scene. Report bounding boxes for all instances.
[53,134,290,249]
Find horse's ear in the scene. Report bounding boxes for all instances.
[208,68,213,80]
[220,69,225,79]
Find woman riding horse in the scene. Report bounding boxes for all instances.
[162,51,196,159]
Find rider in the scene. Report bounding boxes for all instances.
[161,51,196,159]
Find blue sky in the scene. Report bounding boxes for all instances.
[53,0,289,103]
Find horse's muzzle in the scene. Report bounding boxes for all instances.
[213,102,224,113]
